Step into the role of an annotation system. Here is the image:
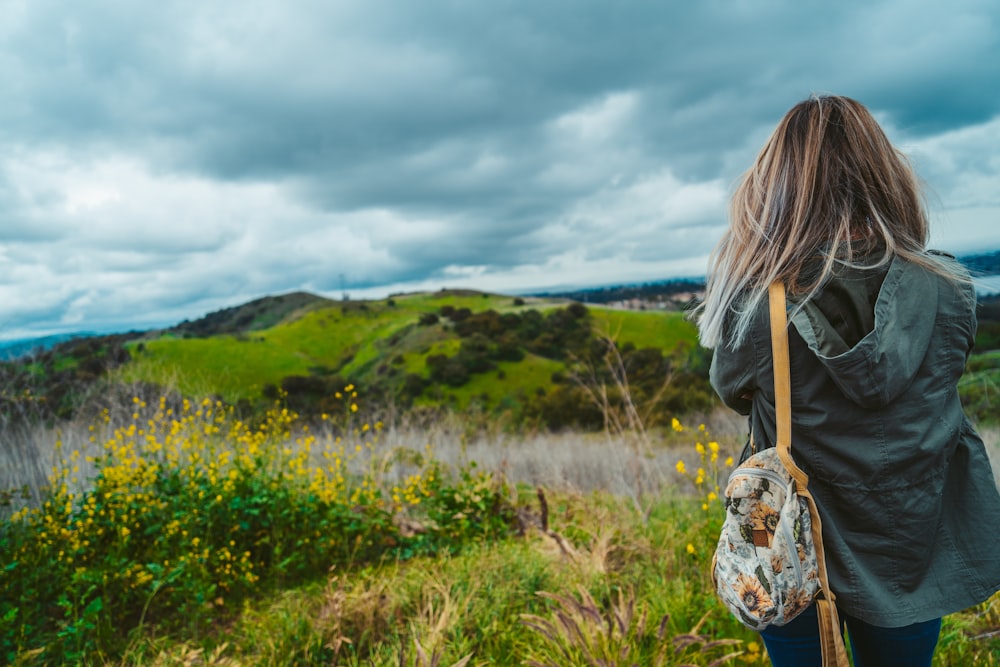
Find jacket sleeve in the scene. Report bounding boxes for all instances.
[709,332,757,416]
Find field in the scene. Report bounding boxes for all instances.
[2,289,999,664]
[1,393,998,666]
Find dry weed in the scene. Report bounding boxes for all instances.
[313,574,396,660]
[118,642,242,666]
[399,580,476,667]
[522,586,743,667]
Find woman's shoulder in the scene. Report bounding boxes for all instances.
[876,254,975,355]
[893,251,975,313]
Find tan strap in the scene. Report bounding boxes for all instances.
[767,282,799,483]
[768,282,850,667]
[816,597,851,667]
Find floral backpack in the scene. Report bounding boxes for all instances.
[711,283,849,667]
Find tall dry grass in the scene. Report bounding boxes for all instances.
[1,401,748,522]
[4,401,996,515]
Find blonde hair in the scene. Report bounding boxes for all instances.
[698,94,965,349]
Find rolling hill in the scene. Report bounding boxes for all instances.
[0,289,708,430]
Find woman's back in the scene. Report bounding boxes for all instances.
[711,254,1000,627]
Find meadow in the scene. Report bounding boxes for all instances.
[1,388,998,666]
[1,289,998,664]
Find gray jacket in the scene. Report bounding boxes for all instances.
[710,254,1000,627]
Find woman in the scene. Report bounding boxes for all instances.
[699,95,1000,666]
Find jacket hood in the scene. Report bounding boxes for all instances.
[789,256,937,408]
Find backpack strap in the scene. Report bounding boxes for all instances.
[768,282,850,667]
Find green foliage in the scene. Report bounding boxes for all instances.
[961,351,1000,423]
[8,419,994,665]
[976,322,1000,352]
[977,295,1000,352]
[111,486,780,666]
[0,336,133,421]
[0,394,515,664]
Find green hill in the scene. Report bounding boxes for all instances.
[114,290,709,428]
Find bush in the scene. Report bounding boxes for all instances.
[0,395,515,664]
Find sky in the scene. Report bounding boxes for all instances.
[1,0,999,340]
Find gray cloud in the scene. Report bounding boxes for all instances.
[0,0,999,338]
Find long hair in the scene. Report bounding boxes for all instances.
[697,94,966,349]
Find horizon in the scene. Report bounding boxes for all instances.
[4,249,1000,346]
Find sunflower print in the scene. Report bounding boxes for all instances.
[783,586,815,618]
[735,572,774,613]
[771,550,786,573]
[750,503,780,536]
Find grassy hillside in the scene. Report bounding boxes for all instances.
[114,291,708,427]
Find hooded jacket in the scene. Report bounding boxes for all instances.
[710,253,1000,627]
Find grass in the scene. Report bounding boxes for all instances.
[1,395,997,665]
[114,295,703,417]
[589,308,699,352]
[115,487,762,667]
[119,306,415,402]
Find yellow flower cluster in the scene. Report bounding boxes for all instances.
[673,420,735,551]
[12,388,433,602]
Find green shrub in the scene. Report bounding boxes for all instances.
[0,393,515,664]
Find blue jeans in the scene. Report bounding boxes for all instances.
[760,603,942,667]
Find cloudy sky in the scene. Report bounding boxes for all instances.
[1,0,999,340]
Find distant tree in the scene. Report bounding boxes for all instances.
[454,310,506,338]
[495,337,524,362]
[426,354,470,387]
[528,385,604,431]
[456,334,496,374]
[401,373,427,401]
